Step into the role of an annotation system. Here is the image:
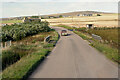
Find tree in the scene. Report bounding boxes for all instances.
[97,14,101,16]
[59,15,63,18]
[31,16,39,18]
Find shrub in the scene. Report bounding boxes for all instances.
[2,21,50,41]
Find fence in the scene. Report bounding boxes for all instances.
[0,40,12,48]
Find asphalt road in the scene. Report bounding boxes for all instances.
[30,27,118,78]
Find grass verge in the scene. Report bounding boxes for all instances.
[56,24,75,30]
[2,49,48,80]
[56,24,119,63]
[74,30,119,63]
[73,31,91,40]
[2,30,59,80]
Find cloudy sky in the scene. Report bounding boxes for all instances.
[1,0,119,2]
[0,1,119,18]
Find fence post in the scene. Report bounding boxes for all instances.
[0,42,2,48]
[10,40,12,46]
[5,42,7,48]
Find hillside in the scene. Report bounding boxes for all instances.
[42,11,111,17]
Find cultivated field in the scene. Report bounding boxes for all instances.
[42,13,118,27]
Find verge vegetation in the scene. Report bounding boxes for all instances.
[1,21,59,80]
[57,25,119,63]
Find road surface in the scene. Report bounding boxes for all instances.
[30,27,118,78]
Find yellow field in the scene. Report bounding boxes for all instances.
[42,13,118,28]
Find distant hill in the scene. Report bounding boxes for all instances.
[0,11,113,20]
[42,11,111,17]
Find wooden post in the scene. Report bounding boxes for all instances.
[5,42,7,48]
[10,40,12,46]
[1,43,3,48]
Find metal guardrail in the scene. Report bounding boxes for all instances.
[92,34,102,40]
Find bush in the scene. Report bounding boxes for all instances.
[59,15,63,18]
[2,21,50,41]
[30,16,39,18]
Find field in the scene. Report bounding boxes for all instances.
[0,20,22,26]
[42,13,118,27]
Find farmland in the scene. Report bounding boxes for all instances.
[42,13,118,27]
[1,20,22,24]
[0,20,22,26]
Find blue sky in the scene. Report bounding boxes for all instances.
[0,2,118,18]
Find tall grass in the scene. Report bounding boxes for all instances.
[2,30,59,79]
[73,31,91,40]
[2,44,36,70]
[87,28,118,47]
[2,49,49,80]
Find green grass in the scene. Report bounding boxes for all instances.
[57,24,76,30]
[2,49,48,80]
[90,41,119,62]
[73,31,91,40]
[43,43,54,48]
[2,30,59,80]
[56,24,119,63]
[74,30,119,63]
[1,20,22,24]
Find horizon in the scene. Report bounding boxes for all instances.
[1,10,117,19]
[1,2,118,18]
